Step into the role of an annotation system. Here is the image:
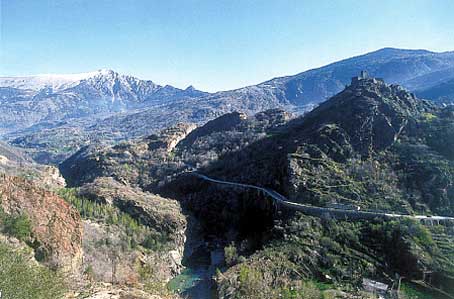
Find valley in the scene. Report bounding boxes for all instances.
[1,51,454,299]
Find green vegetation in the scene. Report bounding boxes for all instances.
[218,213,453,298]
[279,281,322,299]
[400,283,427,299]
[139,263,174,296]
[224,242,239,266]
[0,208,32,241]
[58,188,144,233]
[233,264,325,299]
[0,242,67,299]
[399,282,449,299]
[58,188,170,252]
[421,112,437,122]
[141,232,170,251]
[2,214,32,241]
[236,264,266,298]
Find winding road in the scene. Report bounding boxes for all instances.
[191,172,454,225]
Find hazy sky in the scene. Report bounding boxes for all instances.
[1,0,453,92]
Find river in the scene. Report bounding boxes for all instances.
[168,248,224,299]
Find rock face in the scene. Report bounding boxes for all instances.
[74,176,187,286]
[146,123,197,152]
[81,219,185,286]
[79,177,186,237]
[0,175,83,271]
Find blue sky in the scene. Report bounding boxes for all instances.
[1,0,453,92]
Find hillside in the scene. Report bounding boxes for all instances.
[416,77,454,104]
[0,174,187,299]
[203,48,454,110]
[60,109,292,189]
[200,74,453,216]
[58,73,454,298]
[176,76,454,298]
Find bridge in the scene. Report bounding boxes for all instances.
[190,172,454,226]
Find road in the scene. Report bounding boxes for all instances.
[191,172,454,224]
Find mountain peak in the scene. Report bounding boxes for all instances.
[303,76,433,156]
[90,68,118,78]
[0,69,122,91]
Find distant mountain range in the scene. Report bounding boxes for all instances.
[0,69,207,135]
[1,47,453,163]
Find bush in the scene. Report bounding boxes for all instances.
[224,243,238,266]
[142,234,160,250]
[141,233,168,251]
[0,243,67,299]
[237,264,265,298]
[1,213,32,241]
[400,282,429,299]
[280,281,322,299]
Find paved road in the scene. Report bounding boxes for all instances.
[191,173,454,224]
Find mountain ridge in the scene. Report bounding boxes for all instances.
[2,48,454,164]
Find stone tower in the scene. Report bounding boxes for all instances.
[359,70,369,79]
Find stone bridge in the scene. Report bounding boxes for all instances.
[190,172,454,227]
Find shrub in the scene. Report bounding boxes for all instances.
[236,265,268,298]
[2,213,32,241]
[84,265,95,280]
[400,282,428,299]
[141,233,168,251]
[280,281,322,299]
[0,243,67,299]
[224,243,238,266]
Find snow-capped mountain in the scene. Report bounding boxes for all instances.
[0,69,207,135]
[0,69,114,91]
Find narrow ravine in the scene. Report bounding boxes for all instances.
[168,248,223,299]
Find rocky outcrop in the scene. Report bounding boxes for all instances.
[79,177,186,237]
[60,109,292,190]
[146,123,197,152]
[66,282,178,299]
[179,112,247,146]
[0,175,83,272]
[82,220,184,285]
[77,177,187,284]
[302,75,434,156]
[59,123,196,189]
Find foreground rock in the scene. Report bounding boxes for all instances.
[0,175,83,272]
[66,282,178,299]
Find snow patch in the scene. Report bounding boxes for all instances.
[0,69,116,91]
